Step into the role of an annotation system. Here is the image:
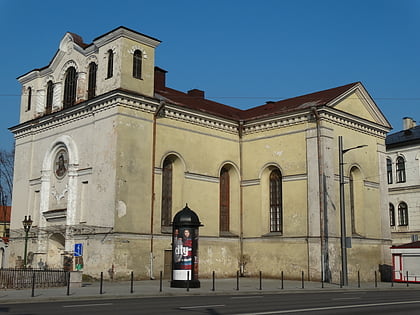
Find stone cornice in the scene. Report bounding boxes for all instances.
[163,104,239,134]
[9,90,160,139]
[10,89,391,141]
[312,107,390,139]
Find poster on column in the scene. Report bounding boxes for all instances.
[173,227,197,280]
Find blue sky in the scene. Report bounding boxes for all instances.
[0,0,419,150]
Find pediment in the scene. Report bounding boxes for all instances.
[327,83,391,128]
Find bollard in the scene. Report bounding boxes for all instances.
[259,271,262,290]
[406,271,409,287]
[130,271,134,293]
[358,270,360,288]
[100,272,103,294]
[321,269,324,289]
[31,272,36,297]
[375,271,377,288]
[66,272,70,296]
[301,271,305,289]
[159,271,163,292]
[236,270,240,291]
[212,271,215,291]
[281,271,284,290]
[340,271,343,288]
[187,271,190,292]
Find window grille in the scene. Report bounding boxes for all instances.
[269,169,282,233]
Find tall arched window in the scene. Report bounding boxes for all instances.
[46,80,54,114]
[387,158,393,184]
[269,169,282,233]
[389,203,395,226]
[132,50,142,79]
[88,62,97,99]
[107,49,114,79]
[161,157,173,227]
[398,202,408,226]
[396,156,406,183]
[63,67,77,108]
[219,166,230,233]
[27,87,32,111]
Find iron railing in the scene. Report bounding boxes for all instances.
[0,268,68,289]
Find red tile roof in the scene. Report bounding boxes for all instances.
[391,241,420,248]
[155,82,360,122]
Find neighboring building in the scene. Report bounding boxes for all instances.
[0,205,11,239]
[9,26,392,281]
[0,205,11,268]
[391,241,420,282]
[386,117,420,245]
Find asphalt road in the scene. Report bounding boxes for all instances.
[2,289,420,314]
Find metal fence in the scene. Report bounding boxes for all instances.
[0,268,68,289]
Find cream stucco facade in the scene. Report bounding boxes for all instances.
[9,27,392,282]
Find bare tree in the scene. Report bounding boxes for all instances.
[0,148,14,206]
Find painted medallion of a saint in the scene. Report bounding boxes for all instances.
[54,149,68,179]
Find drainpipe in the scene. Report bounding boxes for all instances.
[238,120,245,276]
[150,100,165,280]
[311,107,328,282]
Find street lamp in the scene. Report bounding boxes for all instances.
[338,136,367,286]
[22,215,33,268]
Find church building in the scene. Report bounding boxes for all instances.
[9,26,392,282]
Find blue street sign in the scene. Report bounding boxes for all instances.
[74,243,83,257]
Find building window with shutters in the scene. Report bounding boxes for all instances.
[387,158,393,184]
[389,203,395,226]
[63,67,77,108]
[219,166,230,233]
[396,156,406,183]
[46,80,54,114]
[88,62,97,99]
[161,158,173,228]
[269,169,282,233]
[133,50,142,79]
[398,202,408,226]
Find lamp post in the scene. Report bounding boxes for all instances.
[22,215,33,268]
[338,136,367,286]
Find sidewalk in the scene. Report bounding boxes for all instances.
[0,277,418,304]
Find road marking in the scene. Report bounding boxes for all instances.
[179,304,225,310]
[63,303,113,308]
[331,297,361,300]
[231,296,264,299]
[235,299,420,314]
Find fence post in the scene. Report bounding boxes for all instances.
[212,271,215,291]
[130,271,134,293]
[100,272,103,294]
[31,272,35,297]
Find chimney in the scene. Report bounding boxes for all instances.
[187,89,205,99]
[154,67,167,90]
[403,117,416,130]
